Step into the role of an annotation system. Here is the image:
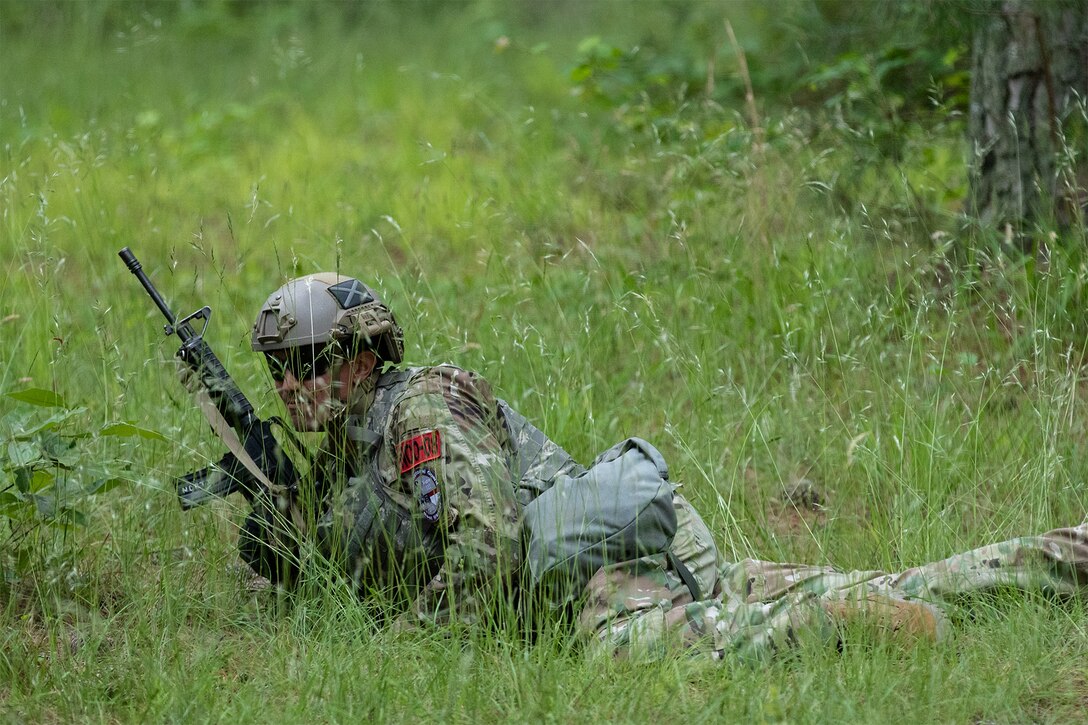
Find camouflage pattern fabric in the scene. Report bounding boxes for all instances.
[243,364,533,627]
[579,511,1088,661]
[381,366,521,627]
[498,401,585,506]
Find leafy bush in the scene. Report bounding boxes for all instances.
[1,388,163,596]
[801,42,969,159]
[562,1,975,237]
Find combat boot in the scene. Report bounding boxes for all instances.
[821,591,948,642]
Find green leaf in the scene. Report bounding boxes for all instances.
[33,493,57,519]
[88,477,127,495]
[6,388,68,408]
[1,402,82,437]
[1,409,32,433]
[39,432,80,467]
[7,441,40,468]
[13,466,33,493]
[30,491,83,523]
[44,506,86,528]
[12,407,86,439]
[576,35,602,55]
[29,469,55,493]
[0,490,25,517]
[570,65,592,83]
[99,422,167,442]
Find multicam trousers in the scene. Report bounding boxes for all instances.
[578,493,1088,661]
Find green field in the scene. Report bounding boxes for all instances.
[3,2,1088,722]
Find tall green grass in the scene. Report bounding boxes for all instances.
[2,2,1087,722]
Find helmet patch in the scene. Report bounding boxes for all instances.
[327,279,374,310]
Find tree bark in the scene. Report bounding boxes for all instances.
[967,0,1088,245]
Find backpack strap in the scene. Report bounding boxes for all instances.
[667,548,702,602]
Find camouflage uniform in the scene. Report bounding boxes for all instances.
[241,363,1088,658]
[579,509,1088,661]
[244,364,534,627]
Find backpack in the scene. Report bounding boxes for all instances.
[521,437,681,604]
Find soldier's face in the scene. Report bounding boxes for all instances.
[269,348,377,431]
[273,364,340,431]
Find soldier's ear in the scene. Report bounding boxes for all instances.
[350,350,378,382]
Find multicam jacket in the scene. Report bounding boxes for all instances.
[240,364,583,626]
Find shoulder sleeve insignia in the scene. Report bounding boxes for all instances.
[415,467,441,523]
[398,429,442,474]
[327,279,375,310]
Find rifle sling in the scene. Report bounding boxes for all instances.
[195,389,308,533]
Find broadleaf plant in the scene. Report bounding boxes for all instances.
[1,387,162,586]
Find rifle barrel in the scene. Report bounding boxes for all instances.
[118,247,179,331]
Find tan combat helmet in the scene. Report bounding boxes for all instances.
[251,273,404,362]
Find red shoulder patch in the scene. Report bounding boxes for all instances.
[398,429,442,474]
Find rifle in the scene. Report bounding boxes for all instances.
[119,247,302,509]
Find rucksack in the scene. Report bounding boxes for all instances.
[521,437,680,604]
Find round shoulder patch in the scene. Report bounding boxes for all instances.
[415,467,441,523]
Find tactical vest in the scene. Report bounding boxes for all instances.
[323,367,567,583]
[320,368,437,591]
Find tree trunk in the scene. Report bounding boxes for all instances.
[967,0,1088,246]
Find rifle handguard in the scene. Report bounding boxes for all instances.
[178,450,257,509]
[177,420,300,509]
